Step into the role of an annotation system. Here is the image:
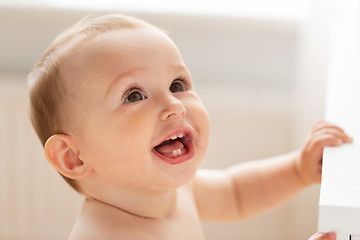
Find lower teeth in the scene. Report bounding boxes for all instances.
[172,149,182,157]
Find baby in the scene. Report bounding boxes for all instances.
[28,14,351,240]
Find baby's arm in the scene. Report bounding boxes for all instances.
[193,121,352,222]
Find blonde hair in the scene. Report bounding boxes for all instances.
[28,14,156,192]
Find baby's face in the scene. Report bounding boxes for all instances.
[64,28,210,192]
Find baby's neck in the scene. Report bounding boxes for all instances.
[85,189,178,220]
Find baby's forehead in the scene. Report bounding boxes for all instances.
[60,28,178,86]
[85,28,173,53]
[67,28,166,60]
[63,28,176,74]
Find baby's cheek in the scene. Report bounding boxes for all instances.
[193,104,210,150]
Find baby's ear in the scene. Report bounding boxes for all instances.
[44,134,93,179]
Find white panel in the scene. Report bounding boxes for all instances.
[318,0,360,237]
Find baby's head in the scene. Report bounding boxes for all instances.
[28,14,155,192]
[28,14,210,197]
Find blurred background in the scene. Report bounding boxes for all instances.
[0,0,336,239]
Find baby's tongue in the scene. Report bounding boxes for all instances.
[155,139,184,158]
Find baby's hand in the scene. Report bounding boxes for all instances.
[296,120,353,185]
[309,232,337,240]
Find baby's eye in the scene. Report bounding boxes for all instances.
[170,80,186,93]
[125,90,146,103]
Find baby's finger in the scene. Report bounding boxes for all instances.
[311,128,353,143]
[308,232,337,240]
[310,121,352,139]
[308,133,345,150]
[312,120,338,131]
[311,122,345,135]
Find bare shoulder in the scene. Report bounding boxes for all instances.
[69,220,150,240]
[68,199,152,240]
[69,190,204,240]
[69,213,138,240]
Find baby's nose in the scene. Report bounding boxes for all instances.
[160,96,187,120]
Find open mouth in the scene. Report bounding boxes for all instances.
[152,131,194,164]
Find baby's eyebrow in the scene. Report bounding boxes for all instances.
[104,67,142,99]
[170,64,189,73]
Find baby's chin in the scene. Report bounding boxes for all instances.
[152,156,201,190]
